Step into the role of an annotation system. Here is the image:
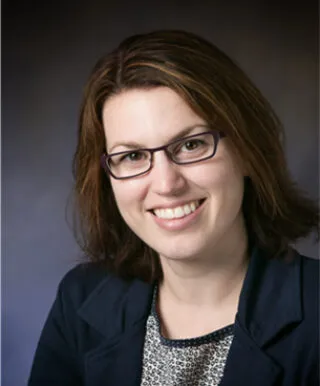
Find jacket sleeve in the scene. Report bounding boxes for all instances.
[28,274,83,386]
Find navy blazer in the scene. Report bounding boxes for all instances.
[28,248,319,386]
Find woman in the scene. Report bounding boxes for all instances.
[28,30,319,386]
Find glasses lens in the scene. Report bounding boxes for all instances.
[108,150,151,178]
[168,133,215,163]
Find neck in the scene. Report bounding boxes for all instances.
[158,216,249,308]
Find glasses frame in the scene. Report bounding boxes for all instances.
[100,130,226,180]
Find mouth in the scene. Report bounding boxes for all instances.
[150,199,206,220]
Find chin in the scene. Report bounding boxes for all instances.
[149,237,210,262]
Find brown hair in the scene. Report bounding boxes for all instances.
[72,30,319,282]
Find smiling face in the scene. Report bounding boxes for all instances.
[102,87,247,262]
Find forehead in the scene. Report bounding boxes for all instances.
[102,87,205,148]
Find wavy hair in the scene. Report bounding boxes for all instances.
[72,30,319,282]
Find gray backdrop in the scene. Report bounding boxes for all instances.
[3,1,318,385]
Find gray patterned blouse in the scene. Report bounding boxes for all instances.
[140,287,234,386]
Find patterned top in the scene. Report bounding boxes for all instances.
[140,286,234,386]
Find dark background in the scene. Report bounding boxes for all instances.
[2,1,318,385]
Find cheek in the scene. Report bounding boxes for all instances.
[216,171,244,218]
[110,179,147,216]
[196,163,244,208]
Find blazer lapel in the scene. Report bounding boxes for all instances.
[220,319,281,386]
[84,320,147,386]
[78,274,153,386]
[221,247,302,386]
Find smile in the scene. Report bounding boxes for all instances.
[153,199,205,220]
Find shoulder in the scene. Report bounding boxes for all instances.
[279,250,319,316]
[300,252,319,280]
[299,253,319,314]
[261,248,318,294]
[59,262,109,290]
[241,248,318,331]
[56,262,126,309]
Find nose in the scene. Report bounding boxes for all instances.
[149,151,187,196]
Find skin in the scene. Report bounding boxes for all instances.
[102,87,249,338]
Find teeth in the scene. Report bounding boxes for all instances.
[173,207,185,218]
[154,200,201,219]
[183,204,191,215]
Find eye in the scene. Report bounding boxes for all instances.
[120,151,146,162]
[181,139,203,151]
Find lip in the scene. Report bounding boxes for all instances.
[148,198,206,211]
[150,199,206,231]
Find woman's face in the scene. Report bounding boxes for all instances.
[102,87,246,262]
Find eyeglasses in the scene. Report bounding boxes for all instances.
[101,130,226,180]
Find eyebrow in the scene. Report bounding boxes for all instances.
[107,124,207,153]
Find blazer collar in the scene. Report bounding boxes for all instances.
[237,247,302,347]
[78,273,153,340]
